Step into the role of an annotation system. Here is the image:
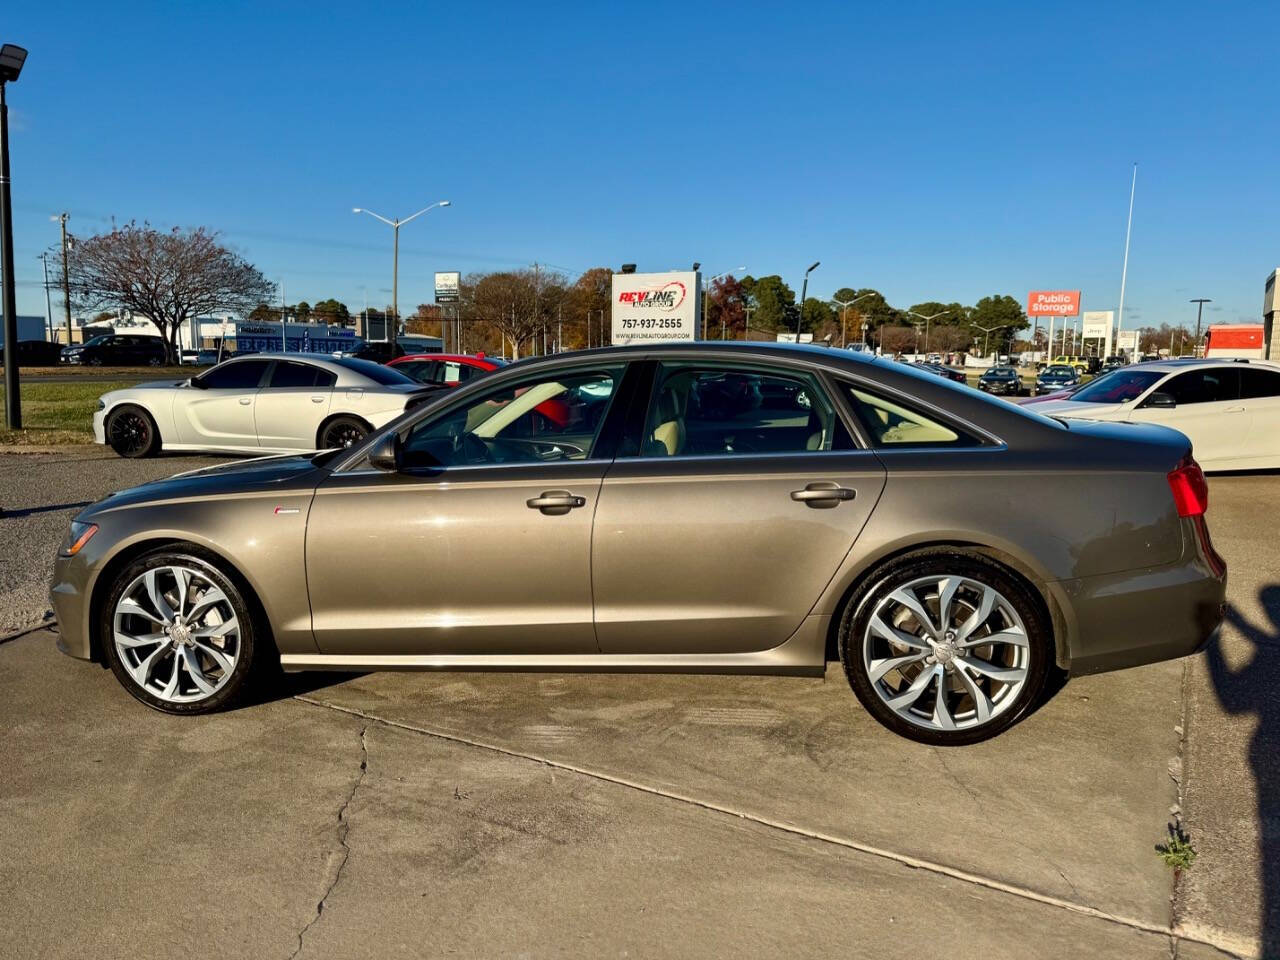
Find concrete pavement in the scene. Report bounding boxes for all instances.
[0,450,1273,957]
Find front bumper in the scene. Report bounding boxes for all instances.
[92,410,106,445]
[50,548,97,661]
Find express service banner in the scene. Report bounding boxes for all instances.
[611,271,701,345]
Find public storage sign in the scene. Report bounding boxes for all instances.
[611,271,702,345]
[1027,290,1081,317]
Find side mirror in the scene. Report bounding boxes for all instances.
[368,433,403,471]
[1142,391,1176,410]
[189,377,209,390]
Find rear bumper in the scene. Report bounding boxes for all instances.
[1056,554,1226,676]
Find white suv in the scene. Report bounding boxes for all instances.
[1021,358,1280,471]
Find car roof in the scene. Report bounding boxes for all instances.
[215,351,410,386]
[392,353,497,366]
[1123,357,1280,373]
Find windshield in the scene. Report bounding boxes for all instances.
[330,357,416,385]
[1043,365,1075,377]
[984,367,1015,376]
[1068,368,1164,404]
[83,335,110,347]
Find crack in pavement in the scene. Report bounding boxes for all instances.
[292,694,1242,956]
[289,723,368,960]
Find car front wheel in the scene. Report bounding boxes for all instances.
[839,553,1050,745]
[102,549,260,714]
[106,405,160,458]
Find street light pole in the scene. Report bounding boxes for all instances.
[39,253,53,342]
[907,310,950,355]
[973,323,1008,357]
[1190,298,1211,357]
[830,293,875,349]
[353,200,451,343]
[1,43,29,431]
[795,261,820,339]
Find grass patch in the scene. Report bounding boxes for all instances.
[0,381,133,445]
[10,365,196,377]
[1156,822,1197,872]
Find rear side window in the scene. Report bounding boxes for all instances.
[640,364,852,458]
[269,360,335,388]
[201,360,270,389]
[843,385,968,446]
[1162,369,1239,405]
[1240,367,1280,399]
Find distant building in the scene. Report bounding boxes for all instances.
[1265,268,1279,361]
[0,316,48,346]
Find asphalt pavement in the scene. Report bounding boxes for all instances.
[0,449,1273,958]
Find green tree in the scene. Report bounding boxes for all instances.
[967,294,1028,354]
[740,275,795,332]
[800,298,836,336]
[311,298,351,326]
[294,300,311,322]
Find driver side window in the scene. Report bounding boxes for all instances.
[399,367,622,469]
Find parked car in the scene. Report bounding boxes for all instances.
[1050,355,1089,372]
[54,343,1225,746]
[0,339,63,366]
[914,361,966,384]
[93,353,437,458]
[195,349,221,366]
[1019,358,1280,471]
[345,341,406,364]
[388,352,507,388]
[977,365,1022,396]
[1036,364,1081,393]
[61,334,167,367]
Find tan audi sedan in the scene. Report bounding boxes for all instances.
[50,342,1226,745]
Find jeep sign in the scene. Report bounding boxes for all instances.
[611,271,702,345]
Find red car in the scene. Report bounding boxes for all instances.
[388,352,575,428]
[388,352,507,387]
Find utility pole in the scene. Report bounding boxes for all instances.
[1190,298,1211,357]
[1116,163,1137,338]
[557,303,562,354]
[39,253,53,341]
[55,212,71,336]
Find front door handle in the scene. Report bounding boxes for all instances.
[311,396,326,403]
[1226,405,1246,413]
[791,482,856,508]
[238,397,252,406]
[526,490,587,515]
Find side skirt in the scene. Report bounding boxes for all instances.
[281,615,831,677]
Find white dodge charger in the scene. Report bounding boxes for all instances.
[94,354,440,458]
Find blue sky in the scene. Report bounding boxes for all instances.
[5,0,1276,330]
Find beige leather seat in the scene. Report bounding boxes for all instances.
[648,385,687,456]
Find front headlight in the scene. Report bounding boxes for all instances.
[59,521,98,557]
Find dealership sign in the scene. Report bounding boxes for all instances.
[1027,290,1081,317]
[611,271,701,345]
[434,271,461,304]
[1116,330,1139,352]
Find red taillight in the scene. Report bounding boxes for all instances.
[1167,456,1209,518]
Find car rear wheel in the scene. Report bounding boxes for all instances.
[106,405,160,458]
[839,553,1050,745]
[101,549,259,714]
[319,415,369,449]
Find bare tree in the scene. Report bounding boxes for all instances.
[464,267,568,359]
[63,223,275,362]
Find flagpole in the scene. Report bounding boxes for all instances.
[1116,163,1137,337]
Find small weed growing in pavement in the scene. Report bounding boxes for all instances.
[1156,822,1197,871]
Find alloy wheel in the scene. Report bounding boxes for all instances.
[323,421,367,448]
[861,574,1029,732]
[112,565,241,704]
[107,410,152,457]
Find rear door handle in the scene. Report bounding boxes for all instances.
[791,482,856,508]
[311,396,326,403]
[238,397,252,406]
[526,490,587,515]
[1226,405,1246,413]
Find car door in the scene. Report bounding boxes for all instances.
[305,362,632,655]
[175,358,271,447]
[253,359,336,449]
[1127,367,1245,465]
[591,360,886,654]
[1237,366,1280,465]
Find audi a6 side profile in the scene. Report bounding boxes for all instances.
[51,343,1226,745]
[94,354,439,458]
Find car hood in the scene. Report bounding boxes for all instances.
[81,453,326,517]
[1024,400,1128,419]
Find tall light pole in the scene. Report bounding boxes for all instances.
[39,254,53,342]
[52,212,71,335]
[907,310,950,355]
[1116,162,1137,339]
[1,43,29,430]
[353,200,450,342]
[973,323,1008,357]
[795,261,820,338]
[830,293,875,349]
[1190,298,1211,357]
[700,266,745,340]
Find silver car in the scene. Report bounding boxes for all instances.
[93,354,438,457]
[54,343,1227,745]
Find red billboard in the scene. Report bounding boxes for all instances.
[1027,290,1081,317]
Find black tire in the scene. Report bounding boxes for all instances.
[87,355,103,367]
[100,547,260,715]
[106,404,160,459]
[838,552,1051,746]
[147,355,163,367]
[318,415,370,450]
